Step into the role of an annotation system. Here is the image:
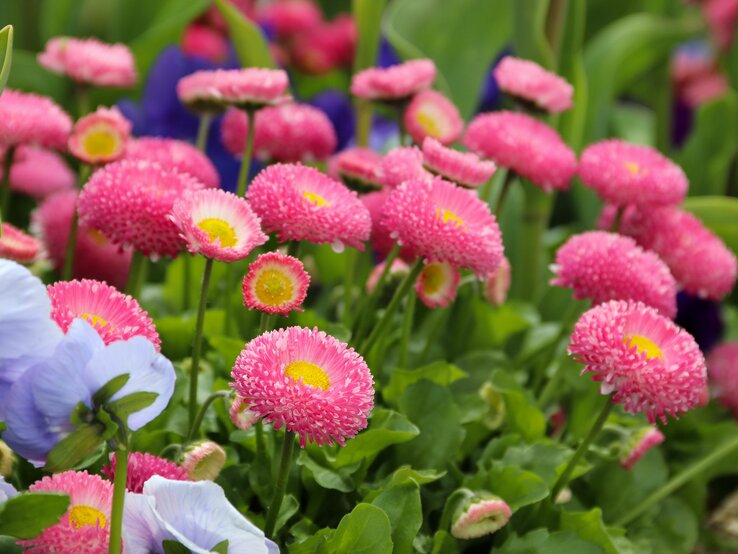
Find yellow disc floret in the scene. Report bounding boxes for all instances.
[69,505,107,529]
[436,208,464,228]
[420,263,445,295]
[303,191,331,208]
[284,361,331,390]
[81,127,119,159]
[80,313,110,328]
[197,218,238,247]
[625,334,663,360]
[416,109,443,137]
[254,268,294,306]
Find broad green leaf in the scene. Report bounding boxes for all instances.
[6,50,65,102]
[512,0,553,67]
[214,0,275,68]
[629,497,698,554]
[45,423,105,472]
[275,495,299,536]
[610,104,656,146]
[353,0,386,72]
[208,336,245,368]
[162,540,191,554]
[382,466,446,488]
[0,536,23,553]
[468,301,536,350]
[556,0,587,149]
[92,374,130,407]
[481,464,549,511]
[0,25,13,94]
[560,509,622,554]
[211,540,229,554]
[324,504,393,554]
[384,362,467,406]
[0,493,69,539]
[155,309,225,361]
[429,530,457,554]
[335,409,419,468]
[107,391,158,421]
[371,482,422,554]
[683,196,738,255]
[497,529,602,554]
[297,451,355,492]
[490,370,546,442]
[498,442,590,488]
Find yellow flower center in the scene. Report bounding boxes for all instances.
[420,263,445,295]
[197,218,237,247]
[303,191,331,208]
[416,108,443,137]
[625,334,663,360]
[81,128,119,159]
[81,313,109,328]
[284,361,331,390]
[624,161,642,176]
[69,505,106,529]
[86,228,109,246]
[254,268,294,306]
[436,208,464,228]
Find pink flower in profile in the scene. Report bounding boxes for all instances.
[707,341,738,416]
[329,147,383,191]
[289,15,356,75]
[257,0,323,39]
[620,427,665,470]
[366,258,409,293]
[32,190,131,289]
[451,492,512,539]
[415,261,460,308]
[18,471,112,554]
[483,255,511,306]
[3,145,75,199]
[702,0,738,50]
[247,164,371,250]
[361,189,404,258]
[383,177,504,276]
[180,441,227,481]
[177,68,289,112]
[0,223,40,263]
[0,89,72,149]
[68,106,131,164]
[404,90,464,146]
[123,137,220,189]
[38,37,137,87]
[579,140,688,207]
[181,24,229,65]
[242,251,310,316]
[551,231,677,318]
[171,189,267,263]
[569,300,707,423]
[493,56,574,113]
[102,451,188,493]
[464,111,576,192]
[422,137,496,189]
[230,396,259,430]
[231,326,375,447]
[77,160,207,258]
[351,59,436,101]
[47,279,161,350]
[379,146,432,188]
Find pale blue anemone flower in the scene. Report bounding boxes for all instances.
[0,476,17,502]
[2,319,175,466]
[123,476,278,554]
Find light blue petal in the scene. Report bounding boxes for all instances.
[122,492,165,553]
[0,355,46,420]
[0,476,17,502]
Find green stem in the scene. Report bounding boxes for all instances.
[550,399,613,501]
[62,165,91,281]
[264,430,296,538]
[355,100,372,147]
[196,115,213,152]
[189,258,214,428]
[494,170,515,218]
[236,109,256,197]
[512,184,552,302]
[182,254,192,310]
[398,291,415,368]
[187,390,229,442]
[125,251,147,298]
[610,206,623,233]
[342,249,356,328]
[287,240,302,259]
[352,244,400,341]
[361,259,423,355]
[258,311,273,335]
[615,434,738,527]
[108,446,128,554]
[1,145,15,222]
[420,308,449,363]
[397,108,407,146]
[76,84,90,118]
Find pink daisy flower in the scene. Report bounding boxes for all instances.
[232,326,374,447]
[404,90,464,146]
[422,137,496,189]
[0,89,72,149]
[383,177,504,276]
[257,0,323,39]
[171,188,267,263]
[38,37,137,87]
[177,68,289,112]
[360,189,407,258]
[289,14,356,75]
[483,254,511,306]
[181,24,229,65]
[703,0,738,50]
[550,231,678,318]
[18,471,112,554]
[77,160,207,258]
[415,260,461,308]
[0,223,40,263]
[247,164,371,250]
[366,258,409,293]
[707,341,738,416]
[329,147,383,192]
[493,56,574,113]
[68,106,131,164]
[229,396,260,430]
[569,300,707,423]
[579,140,688,207]
[620,426,665,470]
[180,441,227,481]
[123,137,220,189]
[32,190,131,289]
[102,451,188,493]
[451,494,512,539]
[222,103,337,163]
[47,279,161,350]
[3,145,75,199]
[242,251,310,316]
[351,59,436,101]
[464,111,576,192]
[379,146,432,188]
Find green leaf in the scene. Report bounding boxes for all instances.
[162,540,192,554]
[512,0,553,67]
[323,504,393,554]
[560,509,622,554]
[214,0,275,68]
[297,451,355,492]
[629,497,698,554]
[210,540,229,554]
[107,391,158,422]
[92,374,130,407]
[384,361,467,406]
[683,196,738,255]
[490,370,546,442]
[44,423,106,472]
[275,494,299,536]
[353,0,386,72]
[0,536,23,553]
[487,464,549,511]
[0,493,69,539]
[371,482,422,554]
[335,409,419,468]
[497,529,602,554]
[0,25,13,94]
[498,442,590,489]
[208,336,246,369]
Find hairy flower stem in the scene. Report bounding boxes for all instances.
[108,445,128,554]
[352,243,400,341]
[513,184,552,302]
[0,145,14,222]
[62,164,91,281]
[342,248,356,328]
[125,250,147,298]
[264,430,296,538]
[236,109,256,198]
[398,292,416,368]
[189,257,214,428]
[187,390,230,442]
[196,114,213,152]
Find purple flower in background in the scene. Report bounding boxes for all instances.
[476,48,510,113]
[676,291,724,353]
[308,90,355,151]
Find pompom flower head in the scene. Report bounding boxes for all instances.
[380,146,432,188]
[242,251,310,316]
[464,111,577,192]
[171,188,268,262]
[248,164,371,250]
[329,147,383,192]
[551,231,678,318]
[579,140,688,207]
[180,441,227,481]
[177,68,289,112]
[47,279,161,350]
[404,90,464,146]
[103,451,188,493]
[415,260,460,308]
[569,300,707,423]
[383,177,504,276]
[620,426,665,470]
[68,106,131,164]
[38,37,137,87]
[422,137,496,189]
[0,89,72,149]
[77,160,207,258]
[450,490,512,540]
[493,56,574,113]
[231,326,375,447]
[230,396,259,431]
[4,145,75,198]
[0,222,40,263]
[18,471,112,554]
[707,341,738,416]
[351,59,436,101]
